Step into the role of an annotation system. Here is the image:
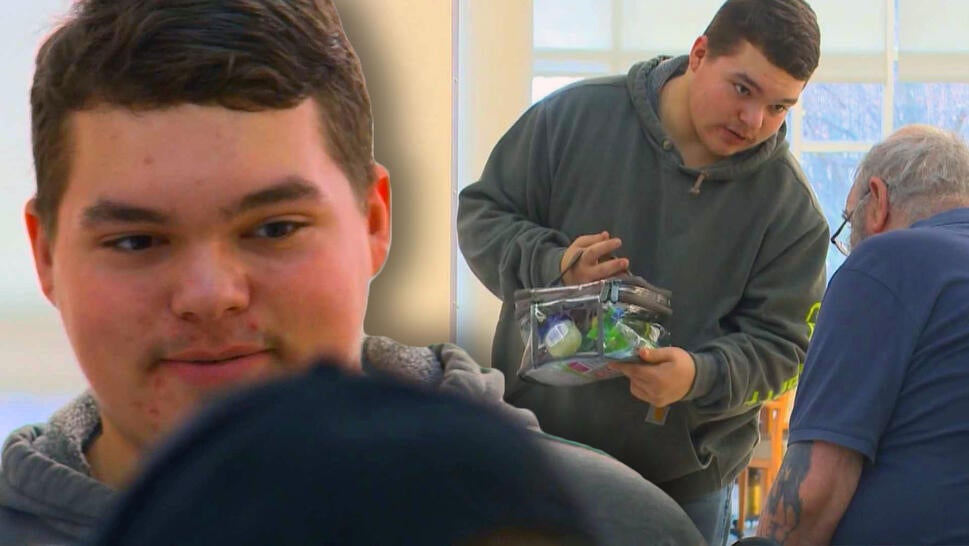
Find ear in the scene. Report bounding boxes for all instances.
[688,36,709,72]
[366,163,391,277]
[24,199,57,306]
[863,176,892,235]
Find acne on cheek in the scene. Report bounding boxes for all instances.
[127,397,162,440]
[143,374,192,436]
[144,376,165,421]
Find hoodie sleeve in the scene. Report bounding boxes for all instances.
[683,199,828,417]
[431,343,542,430]
[457,100,571,300]
[363,336,541,428]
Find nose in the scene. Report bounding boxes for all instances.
[170,245,250,323]
[738,103,764,131]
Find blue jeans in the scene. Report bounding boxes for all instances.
[680,484,733,546]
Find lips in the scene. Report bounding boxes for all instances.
[159,347,274,387]
[723,127,751,142]
[163,347,267,365]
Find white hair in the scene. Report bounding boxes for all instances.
[852,125,969,222]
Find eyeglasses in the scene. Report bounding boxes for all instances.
[830,189,870,256]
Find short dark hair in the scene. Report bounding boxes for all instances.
[31,0,374,236]
[704,0,821,81]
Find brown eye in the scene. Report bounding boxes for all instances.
[103,235,162,252]
[247,221,306,239]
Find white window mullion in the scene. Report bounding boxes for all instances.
[790,103,805,160]
[610,0,623,73]
[800,141,878,153]
[883,0,897,138]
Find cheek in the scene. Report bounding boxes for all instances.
[254,236,372,365]
[762,115,786,136]
[694,86,733,125]
[56,265,157,378]
[55,267,183,444]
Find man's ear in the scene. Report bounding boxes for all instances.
[366,163,391,277]
[24,199,57,306]
[688,35,709,72]
[864,176,892,235]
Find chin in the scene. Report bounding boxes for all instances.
[718,137,754,156]
[699,139,732,162]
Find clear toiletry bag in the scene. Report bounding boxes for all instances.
[513,276,672,387]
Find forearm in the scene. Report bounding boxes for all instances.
[758,441,863,545]
[457,190,569,297]
[456,99,574,298]
[688,328,804,415]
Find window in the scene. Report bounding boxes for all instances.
[532,0,969,281]
[0,393,74,439]
[1,0,87,433]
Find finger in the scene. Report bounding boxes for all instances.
[586,257,630,280]
[610,361,658,382]
[581,238,623,263]
[609,361,636,373]
[571,231,610,248]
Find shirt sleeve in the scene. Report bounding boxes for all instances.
[788,265,918,462]
[687,211,828,414]
[456,100,572,300]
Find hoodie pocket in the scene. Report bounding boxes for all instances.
[613,404,707,485]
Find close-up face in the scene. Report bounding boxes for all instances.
[26,100,390,449]
[687,37,806,160]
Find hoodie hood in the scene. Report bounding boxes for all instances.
[0,392,113,541]
[627,54,790,186]
[361,335,540,430]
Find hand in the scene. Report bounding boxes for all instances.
[560,231,629,285]
[609,346,696,407]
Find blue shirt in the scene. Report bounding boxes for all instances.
[790,207,969,545]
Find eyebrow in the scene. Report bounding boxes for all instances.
[223,177,322,218]
[80,177,323,229]
[735,72,799,105]
[82,201,170,228]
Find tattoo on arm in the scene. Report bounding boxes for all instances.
[762,441,813,543]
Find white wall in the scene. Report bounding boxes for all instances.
[341,0,534,366]
[454,0,533,366]
[0,1,85,399]
[0,0,83,436]
[335,0,456,346]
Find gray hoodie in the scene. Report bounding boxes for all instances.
[0,336,704,545]
[457,55,828,501]
[0,393,111,545]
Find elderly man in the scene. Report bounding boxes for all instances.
[758,125,969,545]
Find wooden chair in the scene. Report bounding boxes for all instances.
[734,390,794,537]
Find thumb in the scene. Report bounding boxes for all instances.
[638,346,675,364]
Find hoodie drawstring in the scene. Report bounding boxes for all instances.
[689,172,707,195]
